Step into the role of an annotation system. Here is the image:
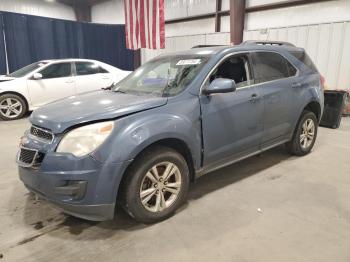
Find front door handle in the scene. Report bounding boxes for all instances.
[291,82,302,88]
[250,93,259,103]
[65,80,74,84]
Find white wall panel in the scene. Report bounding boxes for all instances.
[220,15,230,32]
[91,0,125,24]
[337,23,350,90]
[165,0,188,20]
[246,0,283,7]
[165,0,215,19]
[141,32,230,63]
[243,21,350,90]
[221,0,230,11]
[165,18,215,37]
[205,32,230,45]
[187,0,215,16]
[0,0,75,20]
[326,23,345,89]
[245,0,350,30]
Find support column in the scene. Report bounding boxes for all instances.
[215,0,222,32]
[74,4,92,22]
[230,0,245,45]
[133,49,141,70]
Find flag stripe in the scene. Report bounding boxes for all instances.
[128,0,134,50]
[140,0,146,48]
[152,0,157,49]
[146,0,151,49]
[135,0,140,49]
[159,0,165,48]
[123,0,130,49]
[124,0,164,50]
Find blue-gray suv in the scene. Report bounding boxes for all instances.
[17,41,324,223]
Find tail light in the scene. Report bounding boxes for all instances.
[320,75,326,90]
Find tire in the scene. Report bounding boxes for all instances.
[121,146,190,223]
[0,94,27,121]
[286,110,318,156]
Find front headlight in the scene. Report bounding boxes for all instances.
[56,121,114,157]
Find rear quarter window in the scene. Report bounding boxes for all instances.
[290,51,318,73]
[251,52,297,84]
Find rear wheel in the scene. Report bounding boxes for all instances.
[286,110,318,156]
[121,146,190,223]
[0,94,27,120]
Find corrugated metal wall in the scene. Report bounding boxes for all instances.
[141,32,230,63]
[142,21,350,91]
[244,22,350,90]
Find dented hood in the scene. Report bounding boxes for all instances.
[30,90,167,133]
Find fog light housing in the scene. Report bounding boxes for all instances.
[54,181,87,199]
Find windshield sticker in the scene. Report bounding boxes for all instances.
[176,59,201,66]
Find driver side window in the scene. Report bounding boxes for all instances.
[39,63,72,79]
[207,54,252,88]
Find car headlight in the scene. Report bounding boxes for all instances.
[56,121,114,157]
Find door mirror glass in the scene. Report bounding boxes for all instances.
[32,73,43,80]
[203,78,236,95]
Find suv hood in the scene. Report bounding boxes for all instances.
[31,91,168,133]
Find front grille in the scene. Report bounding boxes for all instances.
[18,148,38,166]
[30,126,54,142]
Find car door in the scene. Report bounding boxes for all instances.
[200,53,264,169]
[27,62,75,107]
[74,62,113,93]
[250,51,298,147]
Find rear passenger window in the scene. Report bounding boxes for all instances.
[251,52,296,84]
[76,62,100,75]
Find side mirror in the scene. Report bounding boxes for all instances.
[32,73,43,80]
[203,78,236,95]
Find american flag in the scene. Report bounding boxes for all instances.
[123,0,165,50]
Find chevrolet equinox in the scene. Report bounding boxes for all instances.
[17,41,324,223]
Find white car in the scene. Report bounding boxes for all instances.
[0,59,131,120]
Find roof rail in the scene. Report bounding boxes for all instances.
[243,40,295,47]
[191,45,226,49]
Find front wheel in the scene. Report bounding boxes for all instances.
[0,94,27,120]
[286,110,318,156]
[121,146,190,223]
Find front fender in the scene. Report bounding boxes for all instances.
[0,78,31,107]
[92,97,202,170]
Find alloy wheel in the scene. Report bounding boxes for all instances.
[0,98,23,119]
[139,161,182,213]
[300,118,315,149]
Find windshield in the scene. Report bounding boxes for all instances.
[113,56,209,97]
[8,61,49,78]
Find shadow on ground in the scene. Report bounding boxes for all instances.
[16,145,292,241]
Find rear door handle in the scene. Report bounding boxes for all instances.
[65,80,74,83]
[291,82,302,88]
